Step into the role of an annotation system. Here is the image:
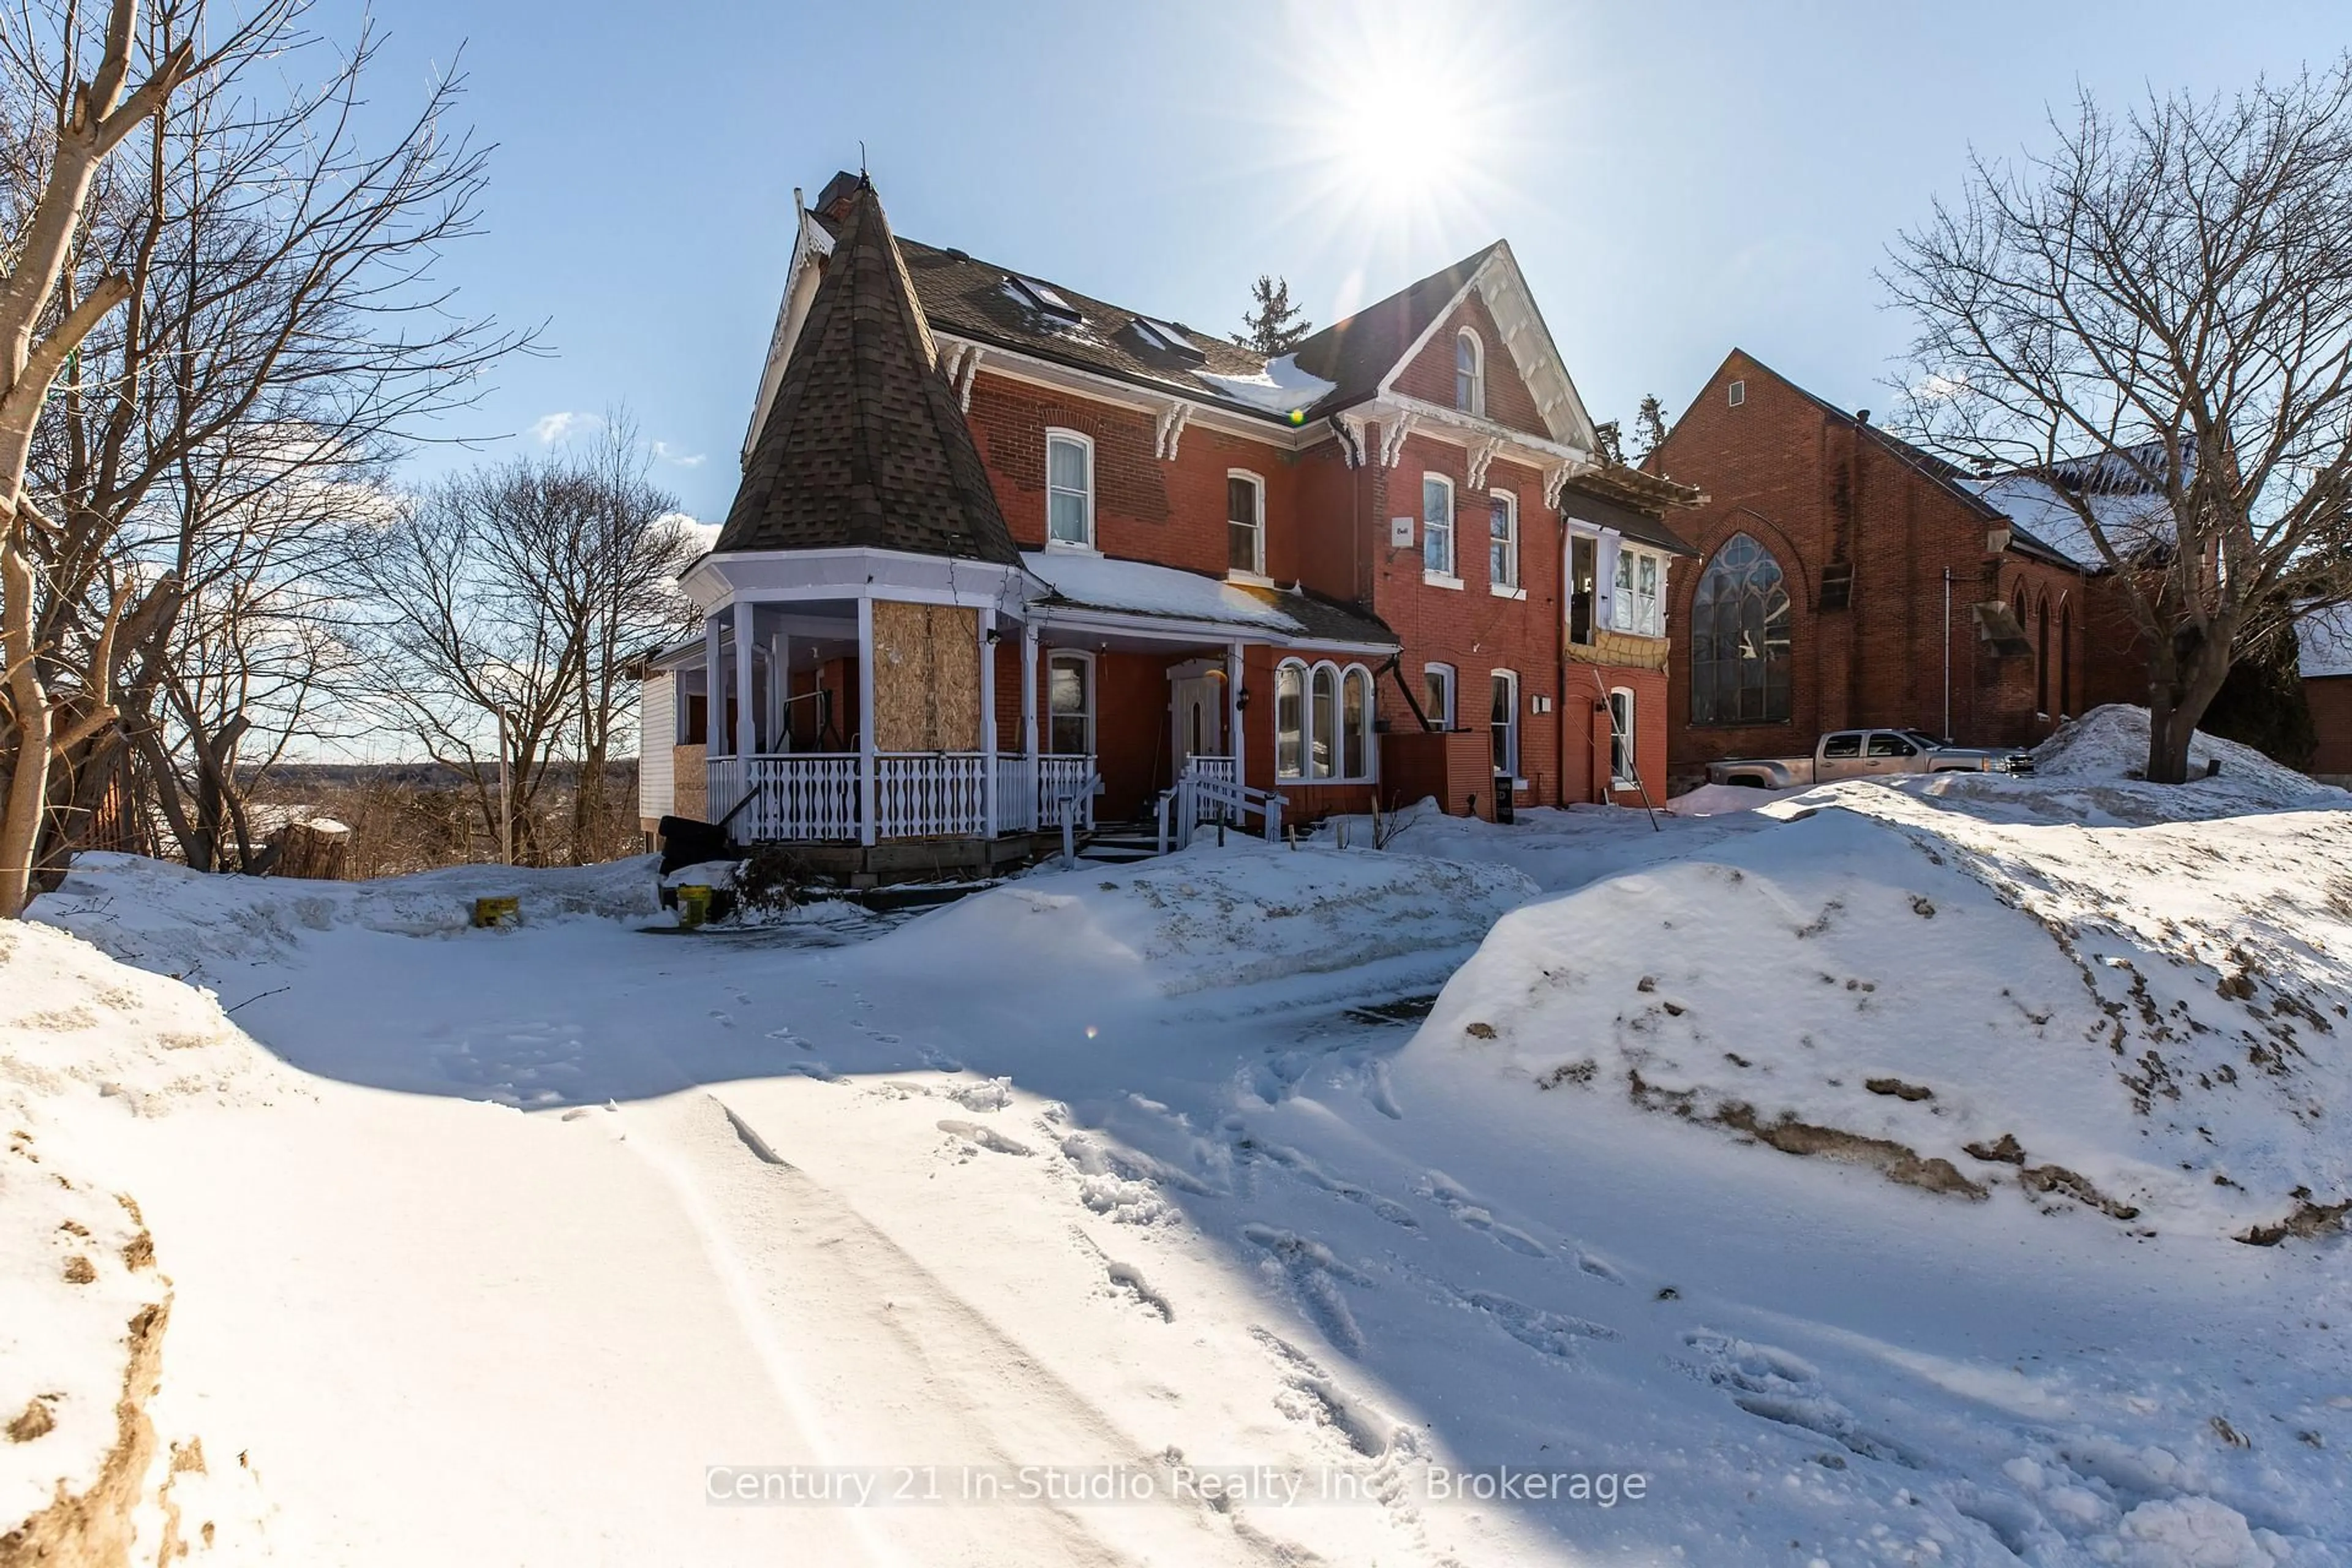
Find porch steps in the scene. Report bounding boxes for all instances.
[1074,821,1164,866]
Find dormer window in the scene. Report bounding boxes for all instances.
[1009,274,1082,325]
[1130,316,1207,364]
[1455,329,1483,414]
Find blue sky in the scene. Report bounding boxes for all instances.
[324,0,2350,522]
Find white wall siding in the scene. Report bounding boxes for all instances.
[638,672,675,821]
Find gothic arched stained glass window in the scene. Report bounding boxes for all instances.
[1689,532,1793,725]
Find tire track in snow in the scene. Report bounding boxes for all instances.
[630,1091,1297,1568]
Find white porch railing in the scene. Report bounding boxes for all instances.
[1157,759,1284,851]
[706,753,1095,842]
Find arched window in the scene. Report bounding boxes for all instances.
[2035,595,2051,715]
[1310,664,1340,778]
[1343,666,1373,780]
[1275,660,1305,779]
[2059,598,2075,716]
[1455,330,1483,414]
[1689,532,1793,725]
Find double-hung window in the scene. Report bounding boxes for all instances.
[1608,687,1636,786]
[1046,429,1093,547]
[1423,663,1456,730]
[1490,671,1520,778]
[1227,472,1264,575]
[1489,491,1518,592]
[1422,475,1455,578]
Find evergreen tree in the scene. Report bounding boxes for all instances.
[1632,393,1670,461]
[2200,620,2318,770]
[1234,275,1311,355]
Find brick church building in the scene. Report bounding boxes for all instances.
[1645,350,2147,788]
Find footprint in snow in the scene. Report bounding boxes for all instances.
[937,1118,1031,1157]
[1422,1171,1548,1257]
[1243,1224,1372,1357]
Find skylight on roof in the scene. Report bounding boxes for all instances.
[1130,316,1207,363]
[1007,275,1081,323]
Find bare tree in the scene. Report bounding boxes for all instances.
[564,414,699,864]
[352,430,694,867]
[0,0,198,916]
[5,2,519,896]
[1886,60,2352,783]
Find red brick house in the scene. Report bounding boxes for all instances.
[635,173,1697,872]
[1645,350,2146,788]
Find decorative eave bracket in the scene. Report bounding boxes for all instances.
[1155,400,1193,461]
[1466,437,1503,491]
[1378,412,1417,469]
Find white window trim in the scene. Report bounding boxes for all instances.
[1422,472,1457,581]
[1044,427,1096,550]
[1046,647,1096,754]
[1226,467,1266,578]
[1343,665,1378,785]
[1423,662,1457,731]
[1276,657,1378,782]
[1488,488,1521,596]
[1455,328,1485,415]
[1608,685,1637,788]
[1489,668,1521,783]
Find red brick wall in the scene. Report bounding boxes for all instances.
[966,373,1310,577]
[1393,292,1550,441]
[1559,663,1671,807]
[1366,431,1562,802]
[1379,728,1499,817]
[1648,351,2108,777]
[2308,676,2352,780]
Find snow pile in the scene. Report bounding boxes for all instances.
[1313,799,1773,893]
[37,853,659,982]
[875,840,1536,1002]
[1,918,283,1552]
[2032,704,2334,804]
[1410,761,2352,1240]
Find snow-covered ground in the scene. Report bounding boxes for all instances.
[6,706,2350,1565]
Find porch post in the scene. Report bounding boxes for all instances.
[703,615,722,755]
[732,599,756,757]
[1020,622,1039,758]
[1227,640,1246,784]
[857,594,878,847]
[979,610,999,836]
[767,627,788,753]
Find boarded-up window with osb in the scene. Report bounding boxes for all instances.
[871,600,982,751]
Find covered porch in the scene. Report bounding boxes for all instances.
[677,551,1099,848]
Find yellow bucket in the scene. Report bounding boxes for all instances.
[676,885,714,930]
[471,895,519,929]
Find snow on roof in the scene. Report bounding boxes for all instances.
[1967,473,2173,569]
[1195,354,1336,419]
[1022,549,1303,631]
[2297,601,2352,679]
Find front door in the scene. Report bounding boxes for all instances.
[1170,674,1224,772]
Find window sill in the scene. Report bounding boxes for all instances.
[1042,539,1100,555]
[1489,583,1526,601]
[1423,571,1464,590]
[1225,569,1275,588]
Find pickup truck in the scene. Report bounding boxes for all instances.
[1706,728,2033,790]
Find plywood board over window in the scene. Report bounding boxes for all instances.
[870,600,981,751]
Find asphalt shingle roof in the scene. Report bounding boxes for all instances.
[717,180,1020,564]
